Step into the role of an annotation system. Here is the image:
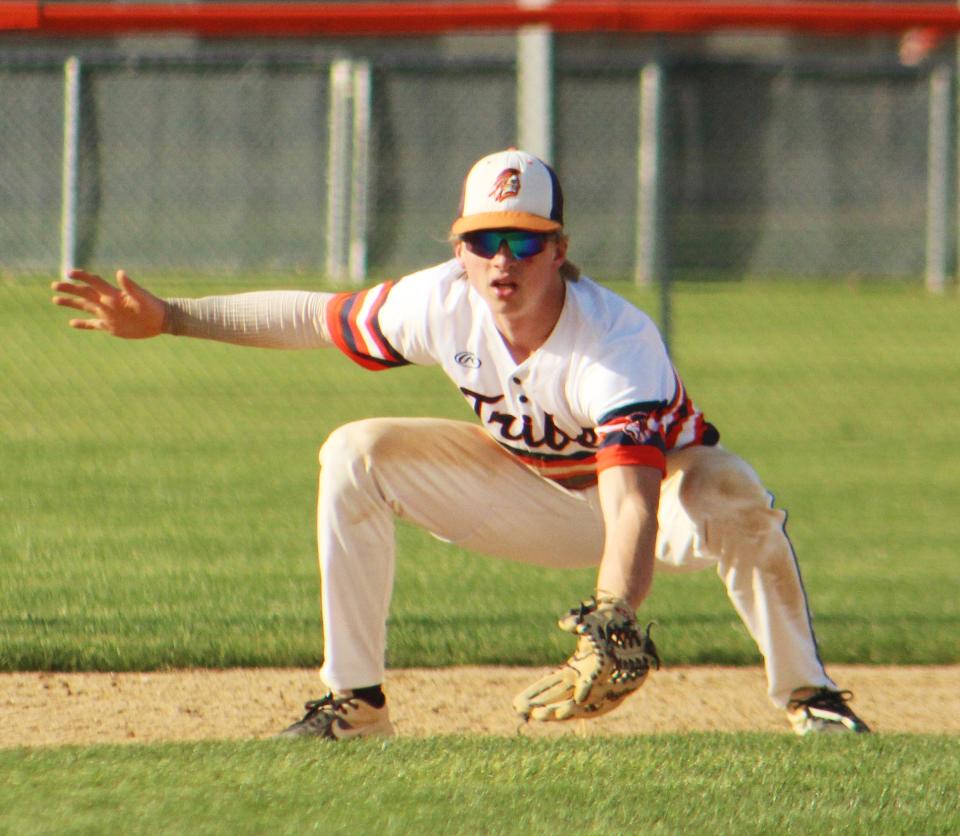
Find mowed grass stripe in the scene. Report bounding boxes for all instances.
[1,735,959,834]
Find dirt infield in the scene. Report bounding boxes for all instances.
[2,665,958,747]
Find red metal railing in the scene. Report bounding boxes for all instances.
[3,1,960,37]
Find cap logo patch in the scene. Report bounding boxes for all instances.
[489,168,521,203]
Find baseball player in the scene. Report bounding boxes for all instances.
[51,149,870,739]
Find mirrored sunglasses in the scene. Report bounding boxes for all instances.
[461,230,551,260]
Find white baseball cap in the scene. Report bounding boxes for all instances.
[451,149,564,235]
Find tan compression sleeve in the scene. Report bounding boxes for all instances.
[162,290,333,349]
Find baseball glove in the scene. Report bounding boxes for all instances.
[513,594,660,722]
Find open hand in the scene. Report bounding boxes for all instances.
[51,269,166,339]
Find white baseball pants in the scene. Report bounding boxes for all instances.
[316,417,837,708]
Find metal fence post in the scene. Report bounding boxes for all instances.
[517,0,553,163]
[926,62,955,293]
[60,56,81,278]
[349,61,371,283]
[326,59,352,283]
[327,59,371,284]
[636,62,671,351]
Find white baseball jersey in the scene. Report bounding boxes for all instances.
[326,259,717,489]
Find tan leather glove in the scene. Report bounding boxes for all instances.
[513,595,660,722]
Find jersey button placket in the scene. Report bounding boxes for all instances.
[511,375,528,403]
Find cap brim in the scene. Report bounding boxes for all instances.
[451,212,562,235]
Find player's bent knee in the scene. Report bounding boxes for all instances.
[317,420,409,510]
[320,419,427,482]
[320,419,393,464]
[676,448,768,519]
[673,447,793,569]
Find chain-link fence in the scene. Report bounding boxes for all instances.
[663,60,933,281]
[1,30,956,286]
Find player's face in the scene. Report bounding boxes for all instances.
[456,229,568,323]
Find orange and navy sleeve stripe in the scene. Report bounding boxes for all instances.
[595,401,669,477]
[593,373,720,478]
[325,282,410,371]
[660,370,720,449]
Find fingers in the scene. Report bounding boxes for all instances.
[116,269,141,297]
[51,270,114,333]
[51,270,116,309]
[51,294,99,315]
[51,293,108,330]
[51,282,101,304]
[66,268,117,293]
[68,317,107,332]
[54,268,141,297]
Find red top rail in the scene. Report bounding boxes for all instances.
[3,1,960,37]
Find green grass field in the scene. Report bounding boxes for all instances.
[3,275,958,670]
[2,735,959,834]
[2,274,958,832]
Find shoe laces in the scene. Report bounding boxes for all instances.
[789,688,854,711]
[299,692,358,725]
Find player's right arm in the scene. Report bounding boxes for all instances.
[52,262,447,359]
[51,269,334,349]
